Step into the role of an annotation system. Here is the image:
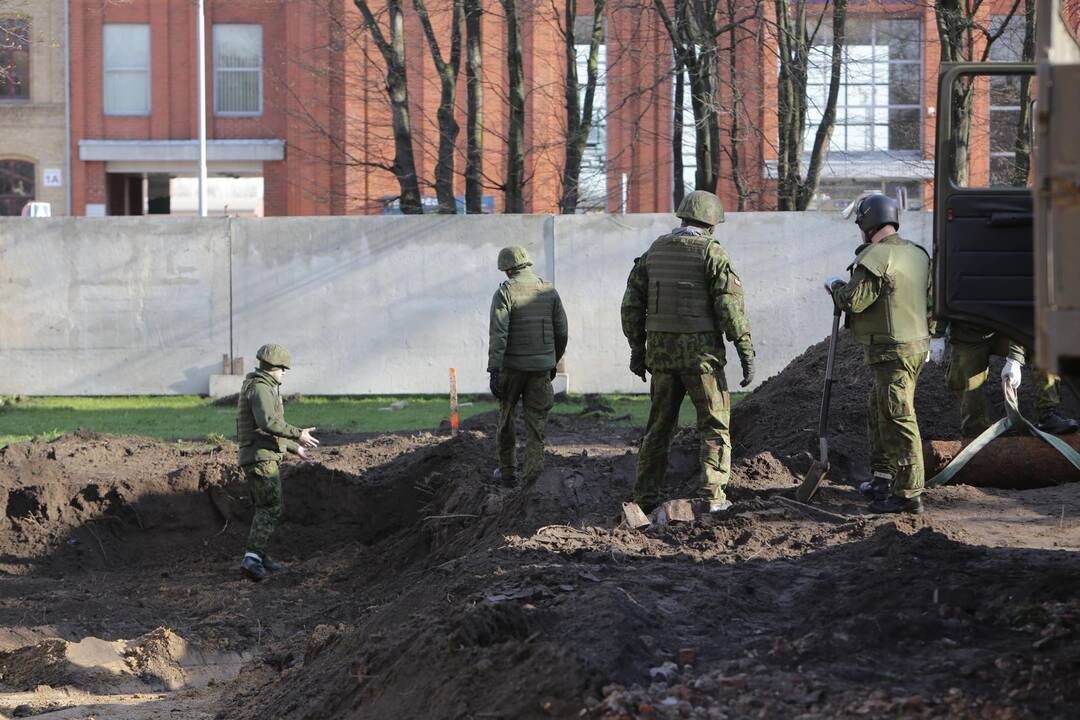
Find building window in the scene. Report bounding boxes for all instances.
[0,159,34,216]
[574,17,606,212]
[806,18,922,154]
[809,179,923,212]
[214,24,262,115]
[988,15,1031,187]
[0,18,30,100]
[103,24,151,115]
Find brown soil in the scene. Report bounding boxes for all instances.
[0,354,1077,719]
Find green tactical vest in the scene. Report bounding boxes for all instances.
[848,235,931,347]
[236,371,289,465]
[644,229,717,334]
[505,271,558,363]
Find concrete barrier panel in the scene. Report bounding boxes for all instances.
[0,212,931,396]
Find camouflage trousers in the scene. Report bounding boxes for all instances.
[635,370,731,510]
[244,460,283,558]
[867,353,925,500]
[947,340,1061,437]
[497,369,555,483]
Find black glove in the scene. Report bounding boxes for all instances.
[629,349,647,382]
[489,369,501,399]
[739,356,755,388]
[549,367,557,381]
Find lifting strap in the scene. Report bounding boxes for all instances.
[927,379,1080,487]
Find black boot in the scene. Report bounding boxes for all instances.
[493,468,517,487]
[1036,410,1079,435]
[868,494,924,515]
[858,473,891,501]
[240,554,269,581]
[261,555,284,573]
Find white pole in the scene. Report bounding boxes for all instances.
[620,173,628,214]
[197,0,208,217]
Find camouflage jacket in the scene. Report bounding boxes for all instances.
[236,369,301,466]
[621,226,754,373]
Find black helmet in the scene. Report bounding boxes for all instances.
[854,194,900,237]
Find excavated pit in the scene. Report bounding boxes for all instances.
[0,343,1077,718]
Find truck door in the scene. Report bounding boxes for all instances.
[934,63,1036,348]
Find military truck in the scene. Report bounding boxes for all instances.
[934,0,1079,379]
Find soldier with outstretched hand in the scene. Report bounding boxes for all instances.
[825,194,931,515]
[235,344,318,581]
[487,246,568,487]
[621,190,754,514]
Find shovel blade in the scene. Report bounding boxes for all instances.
[796,460,829,503]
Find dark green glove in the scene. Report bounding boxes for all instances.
[489,369,501,399]
[739,355,755,388]
[629,349,647,383]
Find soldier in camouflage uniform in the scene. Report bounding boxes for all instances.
[826,195,931,514]
[621,190,755,514]
[945,321,1078,437]
[488,246,568,486]
[235,344,319,581]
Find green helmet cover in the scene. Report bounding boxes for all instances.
[676,190,725,226]
[256,343,292,369]
[498,245,533,271]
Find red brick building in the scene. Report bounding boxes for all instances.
[63,0,1028,216]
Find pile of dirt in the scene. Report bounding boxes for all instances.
[731,330,1080,482]
[0,404,1077,719]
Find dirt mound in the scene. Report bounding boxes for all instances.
[731,330,1080,482]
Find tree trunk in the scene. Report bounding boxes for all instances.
[672,61,686,209]
[413,0,463,214]
[798,0,846,210]
[354,0,423,213]
[464,0,484,213]
[503,0,526,213]
[559,0,606,214]
[725,0,746,210]
[1011,0,1036,186]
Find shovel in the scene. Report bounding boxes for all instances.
[796,299,843,503]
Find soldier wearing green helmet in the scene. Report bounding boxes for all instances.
[621,190,755,514]
[235,343,319,581]
[488,245,568,486]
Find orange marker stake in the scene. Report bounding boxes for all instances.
[449,368,459,435]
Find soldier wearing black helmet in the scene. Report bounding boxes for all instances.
[487,246,568,486]
[621,190,755,514]
[825,194,932,514]
[235,343,319,581]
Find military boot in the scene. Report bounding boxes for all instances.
[240,554,269,582]
[858,472,892,501]
[868,494,924,515]
[261,555,284,573]
[1036,409,1079,435]
[492,468,516,487]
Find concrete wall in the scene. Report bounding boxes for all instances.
[0,212,931,395]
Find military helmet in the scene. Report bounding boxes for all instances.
[256,343,292,369]
[498,245,533,271]
[854,194,900,237]
[676,190,725,226]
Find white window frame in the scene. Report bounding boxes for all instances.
[213,24,263,117]
[806,18,923,156]
[103,23,151,116]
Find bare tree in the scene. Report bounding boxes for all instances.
[772,0,846,211]
[412,0,464,213]
[935,0,1023,187]
[557,0,608,214]
[502,0,527,212]
[1010,0,1036,186]
[654,0,761,208]
[464,0,485,213]
[354,0,424,213]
